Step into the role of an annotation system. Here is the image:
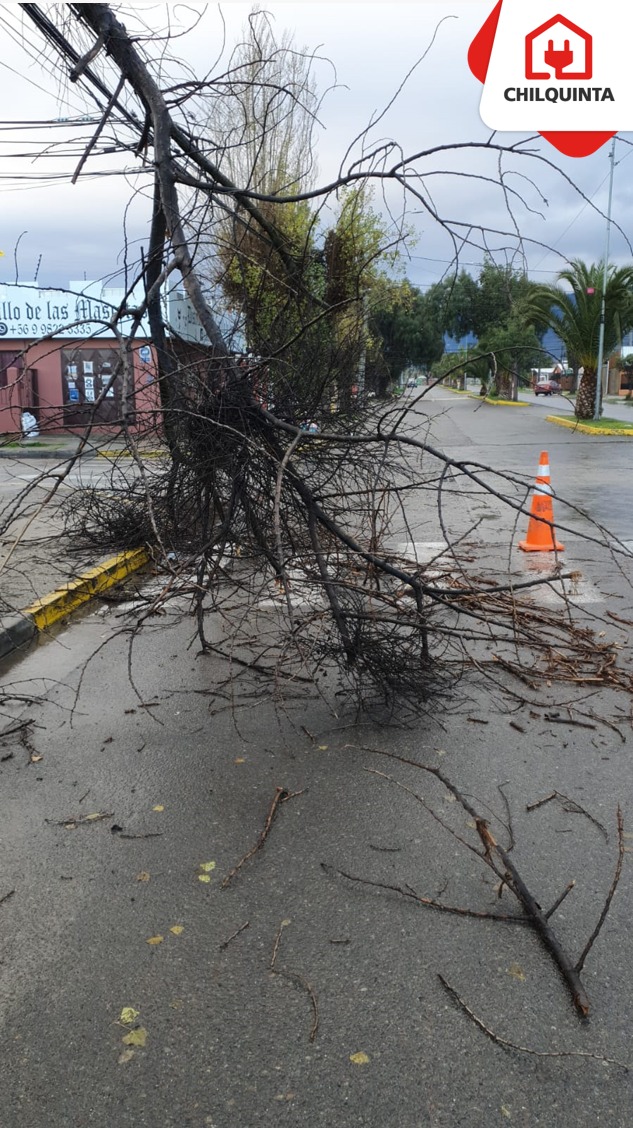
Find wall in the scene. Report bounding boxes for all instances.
[0,338,160,436]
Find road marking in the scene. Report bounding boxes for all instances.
[393,541,449,563]
[521,572,602,607]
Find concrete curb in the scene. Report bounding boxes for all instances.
[0,615,38,661]
[546,415,633,436]
[0,548,149,663]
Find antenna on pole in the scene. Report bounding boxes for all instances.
[33,253,42,285]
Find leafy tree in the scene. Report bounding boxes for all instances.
[206,13,401,417]
[432,260,536,344]
[367,279,444,394]
[477,311,543,398]
[524,260,633,418]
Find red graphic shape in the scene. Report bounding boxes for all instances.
[468,1,614,158]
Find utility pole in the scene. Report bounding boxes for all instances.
[594,137,617,421]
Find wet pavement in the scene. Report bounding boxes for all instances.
[1,394,633,1126]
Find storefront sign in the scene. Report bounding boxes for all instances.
[0,283,151,340]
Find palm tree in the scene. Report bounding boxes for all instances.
[524,260,633,419]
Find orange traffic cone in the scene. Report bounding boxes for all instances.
[518,450,564,553]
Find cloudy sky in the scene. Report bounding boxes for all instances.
[0,2,631,292]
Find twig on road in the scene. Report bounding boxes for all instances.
[438,974,629,1069]
[222,786,298,889]
[270,919,319,1042]
[527,790,609,841]
[576,807,625,974]
[321,863,529,924]
[219,921,250,950]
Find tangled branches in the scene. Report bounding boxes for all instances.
[60,357,633,718]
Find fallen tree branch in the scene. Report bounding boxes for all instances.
[361,747,595,1018]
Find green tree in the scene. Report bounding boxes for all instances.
[524,260,633,419]
[323,186,397,409]
[477,311,543,398]
[433,260,536,343]
[367,279,444,394]
[207,13,402,417]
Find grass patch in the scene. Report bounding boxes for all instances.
[547,415,633,436]
[2,440,67,449]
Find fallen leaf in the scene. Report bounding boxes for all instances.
[501,1107,511,1119]
[170,998,183,1009]
[199,861,216,873]
[349,1052,370,1065]
[318,744,328,750]
[30,754,43,763]
[85,812,107,821]
[508,963,525,982]
[136,872,151,883]
[146,935,164,946]
[122,1027,147,1047]
[198,874,211,883]
[152,805,164,812]
[119,1007,139,1026]
[118,1048,135,1064]
[169,925,184,936]
[234,758,246,764]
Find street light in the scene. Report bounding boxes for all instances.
[594,137,617,421]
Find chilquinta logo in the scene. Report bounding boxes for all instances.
[525,15,592,80]
[469,0,627,156]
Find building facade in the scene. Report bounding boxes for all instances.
[0,280,163,436]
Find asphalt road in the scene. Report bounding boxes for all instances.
[2,398,633,1127]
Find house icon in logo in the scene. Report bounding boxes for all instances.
[526,15,593,80]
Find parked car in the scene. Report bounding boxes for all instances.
[534,380,561,396]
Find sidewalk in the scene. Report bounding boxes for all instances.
[0,440,151,661]
[0,434,146,460]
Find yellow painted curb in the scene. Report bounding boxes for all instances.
[546,416,633,436]
[467,395,529,407]
[22,548,150,631]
